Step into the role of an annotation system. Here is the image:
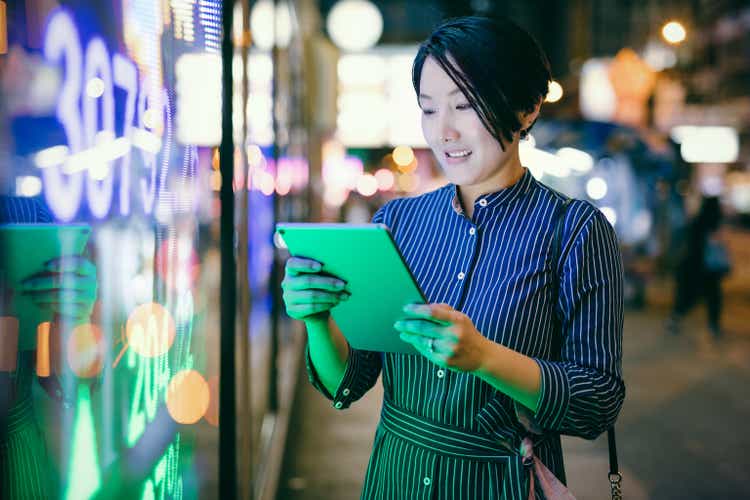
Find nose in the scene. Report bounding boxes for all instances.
[438,110,459,144]
[440,122,459,144]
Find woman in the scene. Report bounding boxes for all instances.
[0,195,98,499]
[282,16,625,499]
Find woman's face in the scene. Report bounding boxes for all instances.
[418,56,518,189]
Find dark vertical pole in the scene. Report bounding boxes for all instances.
[237,1,253,497]
[219,0,237,498]
[268,0,281,413]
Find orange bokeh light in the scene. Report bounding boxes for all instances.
[166,369,210,424]
[126,303,176,358]
[66,323,105,378]
[204,375,219,427]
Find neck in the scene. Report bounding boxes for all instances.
[459,145,525,218]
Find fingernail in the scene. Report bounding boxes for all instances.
[312,263,322,271]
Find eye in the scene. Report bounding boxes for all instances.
[421,109,436,115]
[456,103,472,110]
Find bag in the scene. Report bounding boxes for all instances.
[551,199,622,500]
[704,239,731,275]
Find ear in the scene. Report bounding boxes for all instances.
[519,97,543,131]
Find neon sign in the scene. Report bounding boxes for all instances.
[40,8,180,221]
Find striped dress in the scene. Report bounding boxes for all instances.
[305,168,625,499]
[1,196,55,499]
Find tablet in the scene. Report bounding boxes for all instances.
[0,224,91,346]
[0,223,91,286]
[276,223,426,355]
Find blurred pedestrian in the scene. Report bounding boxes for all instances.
[667,196,730,337]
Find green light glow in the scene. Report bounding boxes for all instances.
[125,296,193,497]
[64,385,102,500]
[141,435,182,500]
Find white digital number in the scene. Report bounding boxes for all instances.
[42,8,179,221]
[84,37,115,218]
[42,9,84,221]
[113,54,137,216]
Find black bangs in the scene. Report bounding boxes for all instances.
[412,16,551,150]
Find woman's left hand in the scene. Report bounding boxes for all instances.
[18,256,98,323]
[394,303,489,372]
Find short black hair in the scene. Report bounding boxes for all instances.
[412,16,551,149]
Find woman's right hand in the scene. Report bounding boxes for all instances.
[281,257,350,323]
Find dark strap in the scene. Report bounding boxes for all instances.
[550,198,621,499]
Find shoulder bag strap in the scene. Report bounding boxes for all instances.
[550,198,621,500]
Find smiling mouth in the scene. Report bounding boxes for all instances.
[445,150,472,159]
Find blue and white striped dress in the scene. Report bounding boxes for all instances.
[305,168,625,499]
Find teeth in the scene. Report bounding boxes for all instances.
[446,150,471,158]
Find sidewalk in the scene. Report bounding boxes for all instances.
[278,295,750,499]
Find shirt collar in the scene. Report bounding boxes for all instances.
[449,168,534,216]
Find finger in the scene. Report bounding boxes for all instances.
[393,319,444,339]
[285,257,323,274]
[282,275,348,293]
[399,332,448,359]
[284,289,348,305]
[20,273,96,292]
[36,303,93,318]
[25,290,94,304]
[20,283,97,302]
[45,256,96,276]
[402,303,457,325]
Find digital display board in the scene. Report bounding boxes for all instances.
[1,1,228,498]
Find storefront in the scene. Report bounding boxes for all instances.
[0,1,310,498]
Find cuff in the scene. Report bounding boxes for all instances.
[303,343,360,410]
[528,358,571,431]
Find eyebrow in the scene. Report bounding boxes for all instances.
[418,88,463,100]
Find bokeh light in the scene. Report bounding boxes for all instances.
[85,77,105,98]
[323,187,349,207]
[66,323,105,378]
[397,172,419,192]
[327,0,383,52]
[250,0,292,50]
[556,147,593,173]
[35,322,50,376]
[205,375,219,427]
[374,168,395,191]
[545,80,563,103]
[126,303,176,358]
[255,170,275,195]
[392,145,415,167]
[586,177,608,200]
[166,369,210,425]
[662,21,686,45]
[600,206,618,226]
[356,173,378,196]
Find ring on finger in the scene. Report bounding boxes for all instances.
[427,338,434,353]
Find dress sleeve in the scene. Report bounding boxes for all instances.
[526,207,626,439]
[302,204,389,409]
